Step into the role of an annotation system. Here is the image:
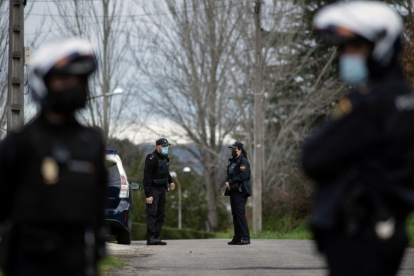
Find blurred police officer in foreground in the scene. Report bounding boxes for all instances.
[225,142,251,245]
[302,2,414,275]
[0,38,107,276]
[144,138,175,245]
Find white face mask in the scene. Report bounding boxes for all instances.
[339,54,369,84]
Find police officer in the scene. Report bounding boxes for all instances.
[0,38,106,276]
[225,142,251,245]
[302,2,414,275]
[144,138,175,245]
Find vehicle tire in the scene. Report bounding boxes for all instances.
[117,229,131,245]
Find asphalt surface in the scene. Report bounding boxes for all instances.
[104,239,414,276]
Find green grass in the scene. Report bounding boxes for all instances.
[407,212,414,246]
[98,255,126,275]
[215,219,312,240]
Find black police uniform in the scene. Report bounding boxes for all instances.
[225,145,251,243]
[301,64,414,276]
[0,113,107,276]
[143,146,173,241]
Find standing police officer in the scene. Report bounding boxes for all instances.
[144,138,175,245]
[0,39,106,276]
[225,142,251,245]
[302,2,414,275]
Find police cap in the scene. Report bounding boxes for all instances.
[156,138,171,147]
[228,142,243,149]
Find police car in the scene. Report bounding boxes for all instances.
[105,149,140,244]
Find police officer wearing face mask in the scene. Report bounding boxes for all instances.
[0,38,106,276]
[144,138,175,245]
[302,2,414,275]
[225,142,251,245]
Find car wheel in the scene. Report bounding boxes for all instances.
[117,229,131,245]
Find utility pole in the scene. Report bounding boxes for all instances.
[103,94,108,141]
[253,0,263,234]
[7,0,26,132]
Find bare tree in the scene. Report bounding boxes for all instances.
[47,0,142,140]
[131,0,249,232]
[229,0,346,197]
[0,0,8,138]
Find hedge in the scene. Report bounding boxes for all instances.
[131,222,215,240]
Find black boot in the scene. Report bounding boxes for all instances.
[147,237,159,245]
[240,239,250,245]
[155,237,167,245]
[228,239,242,245]
[158,240,167,245]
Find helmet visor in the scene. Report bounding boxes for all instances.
[47,53,96,76]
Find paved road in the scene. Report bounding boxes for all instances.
[104,239,414,276]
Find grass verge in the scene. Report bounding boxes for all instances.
[98,255,126,275]
[407,212,414,246]
[215,219,312,240]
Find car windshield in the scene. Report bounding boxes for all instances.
[107,164,120,182]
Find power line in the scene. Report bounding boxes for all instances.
[24,2,247,36]
[29,0,102,2]
[9,0,234,18]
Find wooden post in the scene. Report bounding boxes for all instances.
[253,0,263,234]
[7,0,25,131]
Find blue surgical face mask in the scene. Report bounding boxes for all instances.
[161,147,168,155]
[339,54,369,84]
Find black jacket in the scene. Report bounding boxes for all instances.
[302,68,414,232]
[224,154,251,197]
[143,150,173,198]
[0,113,107,265]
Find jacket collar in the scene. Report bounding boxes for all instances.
[229,153,244,163]
[153,149,167,159]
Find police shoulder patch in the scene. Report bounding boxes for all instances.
[339,97,353,114]
[240,165,246,170]
[331,97,353,119]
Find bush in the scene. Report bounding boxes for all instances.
[131,222,215,240]
[262,166,313,232]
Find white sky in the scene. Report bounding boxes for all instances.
[17,0,236,146]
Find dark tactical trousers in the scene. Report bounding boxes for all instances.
[230,190,250,241]
[319,226,406,276]
[146,186,166,239]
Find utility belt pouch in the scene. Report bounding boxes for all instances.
[0,221,14,271]
[230,183,239,192]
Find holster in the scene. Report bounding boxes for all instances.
[0,221,14,271]
[229,182,239,192]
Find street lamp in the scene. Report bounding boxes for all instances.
[87,88,123,141]
[87,88,123,100]
[170,171,182,229]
